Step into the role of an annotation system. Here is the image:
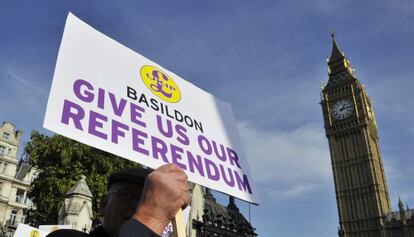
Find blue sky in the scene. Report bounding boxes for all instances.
[1,1,414,236]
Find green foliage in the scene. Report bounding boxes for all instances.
[25,131,139,226]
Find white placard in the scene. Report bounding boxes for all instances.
[44,13,258,204]
[14,224,49,237]
[39,225,72,233]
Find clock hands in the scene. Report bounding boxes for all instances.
[332,100,354,120]
[340,105,353,111]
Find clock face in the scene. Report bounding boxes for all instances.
[332,99,353,120]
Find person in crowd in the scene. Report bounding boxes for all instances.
[47,163,190,237]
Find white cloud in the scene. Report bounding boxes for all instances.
[268,183,319,200]
[238,121,332,201]
[0,68,47,96]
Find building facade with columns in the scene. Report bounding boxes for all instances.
[0,121,37,236]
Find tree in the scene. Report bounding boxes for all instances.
[25,131,140,226]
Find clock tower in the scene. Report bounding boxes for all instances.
[320,35,391,237]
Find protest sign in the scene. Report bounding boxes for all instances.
[14,224,49,237]
[39,225,72,233]
[44,13,258,204]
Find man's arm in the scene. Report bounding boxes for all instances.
[119,164,190,237]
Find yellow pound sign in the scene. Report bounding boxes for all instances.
[30,230,40,237]
[140,65,181,103]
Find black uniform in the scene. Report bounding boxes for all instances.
[46,219,159,237]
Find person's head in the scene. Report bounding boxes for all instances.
[101,167,152,236]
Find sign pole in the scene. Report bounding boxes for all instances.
[171,209,186,237]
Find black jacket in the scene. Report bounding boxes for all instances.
[46,219,160,237]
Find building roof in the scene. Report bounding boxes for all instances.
[386,209,414,222]
[66,175,93,198]
[201,189,256,236]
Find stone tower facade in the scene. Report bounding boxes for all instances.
[58,175,93,232]
[320,36,392,237]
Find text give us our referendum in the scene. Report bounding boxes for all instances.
[61,78,253,194]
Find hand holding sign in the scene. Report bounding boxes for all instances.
[132,164,190,235]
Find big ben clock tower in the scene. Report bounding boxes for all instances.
[320,35,392,237]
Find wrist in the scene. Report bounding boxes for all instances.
[132,204,170,235]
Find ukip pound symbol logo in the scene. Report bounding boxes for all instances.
[140,65,181,103]
[30,230,40,237]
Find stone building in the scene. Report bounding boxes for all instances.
[383,198,414,237]
[58,175,93,232]
[320,36,414,237]
[187,184,256,237]
[0,122,37,236]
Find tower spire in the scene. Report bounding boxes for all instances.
[204,187,216,201]
[227,196,239,212]
[329,33,345,63]
[326,34,355,79]
[399,195,403,207]
[398,195,407,225]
